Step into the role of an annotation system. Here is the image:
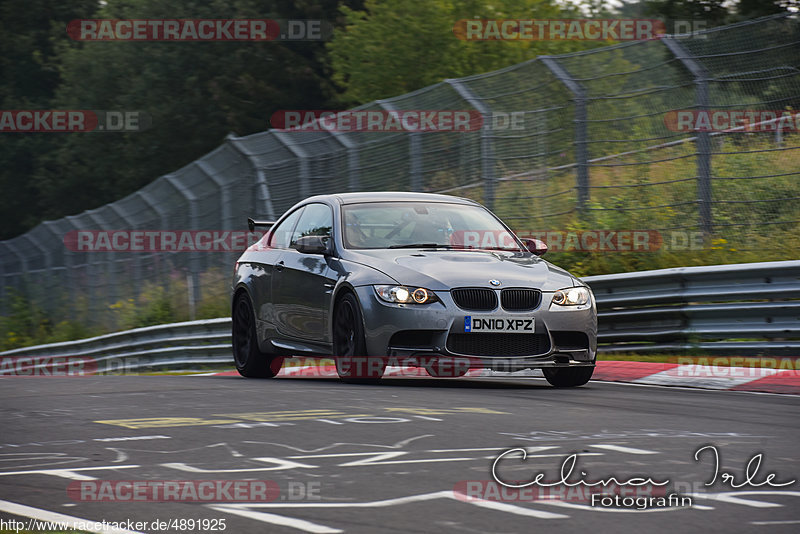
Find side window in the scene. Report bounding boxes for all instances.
[268,207,304,249]
[290,203,333,248]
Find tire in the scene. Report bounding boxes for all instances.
[232,291,283,378]
[333,292,385,381]
[543,366,594,387]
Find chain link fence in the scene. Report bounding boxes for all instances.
[1,14,798,336]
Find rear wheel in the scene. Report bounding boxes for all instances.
[333,293,385,381]
[232,292,283,378]
[543,366,594,387]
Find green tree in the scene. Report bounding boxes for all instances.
[737,0,798,19]
[0,0,99,239]
[3,0,355,238]
[328,0,605,105]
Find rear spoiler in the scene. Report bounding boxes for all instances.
[247,218,276,232]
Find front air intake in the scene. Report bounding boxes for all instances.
[500,288,542,311]
[451,288,497,311]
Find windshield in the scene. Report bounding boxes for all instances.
[341,201,523,251]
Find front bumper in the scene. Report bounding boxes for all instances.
[353,285,597,371]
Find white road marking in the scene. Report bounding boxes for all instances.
[93,435,171,442]
[455,495,568,519]
[632,365,780,390]
[207,505,342,534]
[284,449,588,467]
[0,499,143,533]
[690,491,800,508]
[208,490,567,532]
[535,500,692,513]
[428,446,557,453]
[106,448,128,463]
[589,444,659,455]
[162,457,316,473]
[750,520,800,525]
[0,465,139,480]
[214,490,566,518]
[596,379,792,397]
[290,451,478,467]
[241,434,434,453]
[488,452,604,462]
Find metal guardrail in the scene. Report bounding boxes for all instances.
[1,261,798,372]
[584,260,800,355]
[0,318,233,373]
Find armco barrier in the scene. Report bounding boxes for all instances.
[0,318,232,373]
[1,261,798,371]
[584,260,800,355]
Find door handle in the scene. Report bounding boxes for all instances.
[275,261,284,272]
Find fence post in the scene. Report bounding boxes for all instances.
[84,209,116,328]
[444,79,495,208]
[106,202,139,311]
[164,175,201,319]
[540,57,589,211]
[663,37,713,236]
[272,131,311,199]
[65,214,102,327]
[1,240,27,316]
[225,134,277,220]
[41,221,75,316]
[377,101,422,192]
[197,160,231,229]
[136,190,171,297]
[325,129,360,192]
[20,232,53,316]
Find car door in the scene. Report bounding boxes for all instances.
[271,203,335,342]
[250,206,304,332]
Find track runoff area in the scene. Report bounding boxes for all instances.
[0,354,798,533]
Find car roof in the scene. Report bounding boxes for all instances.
[304,192,479,206]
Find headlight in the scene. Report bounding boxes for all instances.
[551,286,590,306]
[374,285,439,304]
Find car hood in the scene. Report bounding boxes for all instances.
[344,249,578,291]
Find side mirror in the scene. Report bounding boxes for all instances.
[294,235,330,255]
[522,238,547,256]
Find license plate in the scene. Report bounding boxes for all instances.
[464,316,535,333]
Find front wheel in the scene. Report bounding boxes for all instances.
[333,293,385,381]
[543,366,594,387]
[232,292,283,378]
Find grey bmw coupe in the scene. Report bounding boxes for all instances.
[231,192,597,387]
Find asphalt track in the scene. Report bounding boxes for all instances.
[1,373,799,533]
